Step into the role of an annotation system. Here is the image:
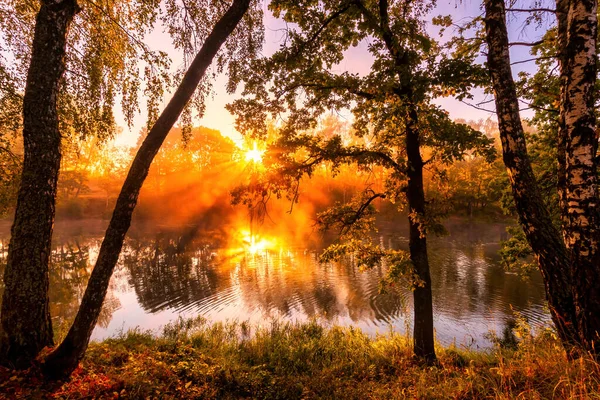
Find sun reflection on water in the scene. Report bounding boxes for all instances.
[230,229,283,256]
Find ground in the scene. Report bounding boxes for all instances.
[1,318,598,399]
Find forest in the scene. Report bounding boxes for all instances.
[0,0,599,398]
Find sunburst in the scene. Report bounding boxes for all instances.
[245,142,264,164]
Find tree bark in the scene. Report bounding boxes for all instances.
[354,0,436,364]
[557,0,600,355]
[0,0,79,369]
[556,0,570,234]
[42,0,251,379]
[353,0,436,362]
[483,0,580,352]
[405,106,436,363]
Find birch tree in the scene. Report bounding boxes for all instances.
[556,0,600,354]
[483,0,599,356]
[0,0,262,374]
[42,0,259,379]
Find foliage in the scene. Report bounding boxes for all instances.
[140,125,237,184]
[0,0,264,140]
[227,0,497,292]
[423,119,509,219]
[0,62,23,215]
[0,141,20,216]
[499,225,538,278]
[0,59,22,137]
[1,319,600,399]
[1,0,165,141]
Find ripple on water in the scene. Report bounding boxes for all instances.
[19,220,552,348]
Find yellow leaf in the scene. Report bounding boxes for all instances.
[185,381,192,388]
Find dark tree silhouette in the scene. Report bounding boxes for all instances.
[42,0,253,379]
[484,0,599,356]
[0,0,80,369]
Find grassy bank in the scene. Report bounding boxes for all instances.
[1,318,599,399]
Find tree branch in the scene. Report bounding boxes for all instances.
[511,55,557,66]
[506,8,557,13]
[337,190,386,236]
[509,40,545,47]
[287,2,353,60]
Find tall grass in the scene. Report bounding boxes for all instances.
[2,318,600,399]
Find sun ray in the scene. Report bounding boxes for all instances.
[245,142,264,164]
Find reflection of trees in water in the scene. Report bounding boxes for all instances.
[0,221,550,337]
[231,251,406,324]
[123,235,224,313]
[49,240,121,330]
[113,223,548,330]
[49,242,91,332]
[231,252,348,319]
[122,233,407,325]
[0,238,120,332]
[428,239,546,322]
[374,224,547,325]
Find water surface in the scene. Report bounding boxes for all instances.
[0,218,549,348]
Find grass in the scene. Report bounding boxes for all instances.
[1,317,600,399]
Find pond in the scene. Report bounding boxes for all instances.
[0,217,550,349]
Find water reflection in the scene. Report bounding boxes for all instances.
[0,233,121,335]
[0,219,550,347]
[123,235,221,313]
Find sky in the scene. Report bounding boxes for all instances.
[113,0,552,148]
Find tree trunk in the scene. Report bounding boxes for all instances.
[0,0,79,369]
[42,0,251,379]
[556,0,570,234]
[557,0,600,355]
[483,0,580,352]
[354,0,437,363]
[405,106,436,363]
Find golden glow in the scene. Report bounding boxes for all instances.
[236,229,280,255]
[245,142,264,164]
[248,236,272,255]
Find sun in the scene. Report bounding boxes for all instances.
[236,229,279,255]
[245,142,264,164]
[247,235,272,255]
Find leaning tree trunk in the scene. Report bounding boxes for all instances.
[556,0,600,356]
[0,0,79,369]
[42,0,252,379]
[483,0,580,352]
[405,106,436,363]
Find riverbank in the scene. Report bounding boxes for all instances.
[1,319,598,399]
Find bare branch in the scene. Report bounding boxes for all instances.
[511,55,557,66]
[506,8,557,13]
[509,40,545,47]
